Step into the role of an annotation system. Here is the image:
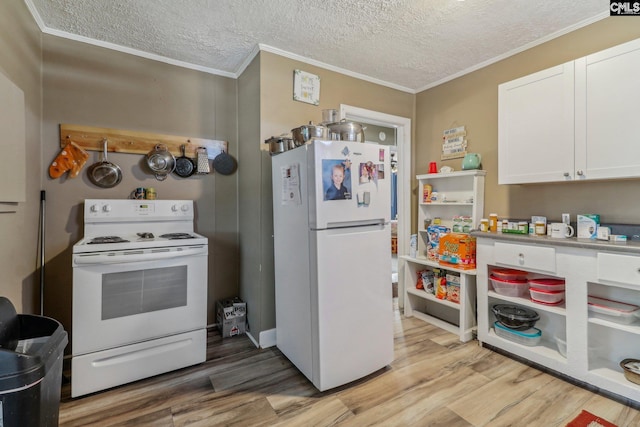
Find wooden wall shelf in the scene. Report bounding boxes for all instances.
[59,124,227,159]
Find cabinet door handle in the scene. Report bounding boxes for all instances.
[563,172,570,177]
[576,170,584,176]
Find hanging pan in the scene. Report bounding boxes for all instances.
[213,151,237,175]
[87,139,123,188]
[174,144,195,178]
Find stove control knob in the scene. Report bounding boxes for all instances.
[90,204,99,213]
[102,204,111,213]
[181,204,189,212]
[172,204,179,212]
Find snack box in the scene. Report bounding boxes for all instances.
[438,233,476,269]
[426,225,450,261]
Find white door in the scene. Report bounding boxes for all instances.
[309,140,390,229]
[498,62,575,184]
[575,38,640,180]
[312,224,393,390]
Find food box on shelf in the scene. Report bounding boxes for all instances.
[494,321,542,346]
[426,225,450,261]
[530,288,565,305]
[216,297,247,338]
[587,296,640,325]
[528,278,565,292]
[438,233,476,269]
[490,275,529,298]
[446,273,461,303]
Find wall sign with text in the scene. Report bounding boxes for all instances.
[293,70,320,105]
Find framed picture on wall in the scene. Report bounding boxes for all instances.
[293,70,320,105]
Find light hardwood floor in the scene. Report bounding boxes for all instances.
[59,303,640,426]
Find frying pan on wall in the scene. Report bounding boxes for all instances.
[87,139,123,188]
[174,144,195,178]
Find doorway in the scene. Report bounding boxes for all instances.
[339,105,411,307]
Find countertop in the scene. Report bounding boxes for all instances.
[470,230,640,255]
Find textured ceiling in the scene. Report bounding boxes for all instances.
[26,0,608,92]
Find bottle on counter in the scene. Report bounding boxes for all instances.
[145,188,157,200]
[489,213,498,232]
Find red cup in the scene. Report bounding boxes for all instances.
[429,162,437,173]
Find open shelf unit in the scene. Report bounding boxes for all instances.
[476,235,640,404]
[402,170,485,342]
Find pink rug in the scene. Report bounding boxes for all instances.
[566,410,617,427]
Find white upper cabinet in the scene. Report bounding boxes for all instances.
[575,38,640,181]
[498,62,575,184]
[499,38,640,184]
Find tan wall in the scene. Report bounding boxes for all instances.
[41,35,240,341]
[237,55,265,338]
[251,51,414,334]
[260,52,414,142]
[415,17,640,230]
[0,0,43,314]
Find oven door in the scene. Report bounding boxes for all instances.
[72,245,207,356]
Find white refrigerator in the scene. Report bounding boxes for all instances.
[271,139,394,391]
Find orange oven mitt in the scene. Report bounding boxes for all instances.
[49,141,89,179]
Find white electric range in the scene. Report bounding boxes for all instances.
[71,199,208,397]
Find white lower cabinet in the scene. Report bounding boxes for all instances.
[476,236,640,403]
[401,255,476,342]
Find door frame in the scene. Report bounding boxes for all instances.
[339,105,411,307]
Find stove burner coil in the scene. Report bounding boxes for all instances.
[87,236,130,244]
[160,233,195,240]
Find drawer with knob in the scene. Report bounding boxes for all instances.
[597,252,640,287]
[494,242,556,274]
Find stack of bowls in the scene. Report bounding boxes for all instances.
[528,278,565,306]
[489,268,529,297]
[492,304,542,346]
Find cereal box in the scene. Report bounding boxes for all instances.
[438,233,476,269]
[426,225,450,261]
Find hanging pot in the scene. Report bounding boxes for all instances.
[174,144,195,178]
[327,119,366,142]
[87,139,123,188]
[145,144,176,181]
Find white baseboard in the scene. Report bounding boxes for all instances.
[210,324,276,349]
[259,328,277,348]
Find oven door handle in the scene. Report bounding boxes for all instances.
[73,246,207,265]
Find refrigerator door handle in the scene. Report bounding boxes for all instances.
[321,219,386,229]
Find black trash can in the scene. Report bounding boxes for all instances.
[0,297,68,427]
